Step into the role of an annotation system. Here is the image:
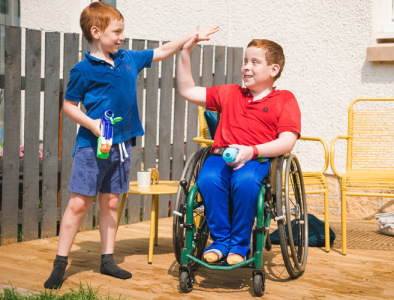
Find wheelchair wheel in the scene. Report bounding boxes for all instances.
[173,147,211,270]
[180,271,193,293]
[276,154,308,278]
[253,272,266,297]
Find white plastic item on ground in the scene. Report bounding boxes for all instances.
[375,213,394,236]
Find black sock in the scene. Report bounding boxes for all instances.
[44,255,68,289]
[100,254,132,279]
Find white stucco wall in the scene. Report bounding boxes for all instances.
[21,0,394,174]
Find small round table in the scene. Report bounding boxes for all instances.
[116,180,179,264]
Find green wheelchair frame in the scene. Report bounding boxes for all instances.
[173,146,308,297]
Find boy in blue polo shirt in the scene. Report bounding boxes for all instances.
[44,2,218,289]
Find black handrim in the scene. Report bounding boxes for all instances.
[276,155,305,278]
[285,154,308,272]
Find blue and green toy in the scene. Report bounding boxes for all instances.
[97,110,122,159]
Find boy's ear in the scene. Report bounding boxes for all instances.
[90,26,100,41]
[271,64,280,78]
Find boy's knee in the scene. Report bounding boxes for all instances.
[198,172,224,191]
[99,194,119,211]
[233,172,258,187]
[107,197,119,211]
[68,200,89,216]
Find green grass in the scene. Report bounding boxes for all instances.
[0,282,128,300]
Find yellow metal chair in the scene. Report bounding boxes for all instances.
[330,98,394,255]
[193,107,331,252]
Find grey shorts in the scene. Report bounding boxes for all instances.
[69,139,132,196]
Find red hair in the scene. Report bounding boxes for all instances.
[247,39,285,81]
[80,2,124,44]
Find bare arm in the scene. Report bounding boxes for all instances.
[152,26,219,63]
[177,34,207,107]
[228,132,298,170]
[63,99,101,137]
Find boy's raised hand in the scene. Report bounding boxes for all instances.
[194,25,219,42]
[182,33,200,53]
[152,25,219,63]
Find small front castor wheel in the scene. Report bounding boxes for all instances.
[253,272,266,297]
[180,271,193,293]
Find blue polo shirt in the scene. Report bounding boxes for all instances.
[65,49,154,155]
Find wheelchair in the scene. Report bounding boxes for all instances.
[172,146,309,296]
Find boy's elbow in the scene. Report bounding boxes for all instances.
[178,86,191,100]
[63,99,77,117]
[177,87,186,99]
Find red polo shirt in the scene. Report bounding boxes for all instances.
[206,84,301,149]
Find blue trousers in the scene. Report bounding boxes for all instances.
[197,155,270,258]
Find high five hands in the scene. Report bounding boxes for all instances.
[183,25,219,52]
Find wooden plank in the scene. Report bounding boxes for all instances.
[143,40,159,221]
[1,26,22,245]
[128,39,145,224]
[171,52,185,181]
[60,33,79,223]
[41,32,60,238]
[213,45,226,86]
[185,45,201,159]
[22,29,41,241]
[226,47,234,84]
[78,36,93,231]
[232,47,243,86]
[116,38,129,226]
[158,42,173,218]
[202,45,214,88]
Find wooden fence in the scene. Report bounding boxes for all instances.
[0,26,243,245]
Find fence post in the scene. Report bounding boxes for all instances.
[22,28,41,241]
[143,40,159,221]
[60,33,79,222]
[1,26,22,245]
[128,39,145,224]
[158,42,173,218]
[41,31,61,238]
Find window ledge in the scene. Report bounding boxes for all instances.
[376,32,394,40]
[367,43,394,61]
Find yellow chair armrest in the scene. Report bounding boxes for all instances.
[330,135,348,178]
[299,136,329,174]
[193,137,214,145]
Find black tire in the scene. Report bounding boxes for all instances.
[284,154,308,273]
[276,154,307,278]
[173,147,211,270]
[180,271,193,293]
[253,273,265,297]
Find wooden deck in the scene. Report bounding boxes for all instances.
[0,216,393,299]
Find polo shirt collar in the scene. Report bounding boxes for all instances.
[84,51,125,67]
[243,86,279,100]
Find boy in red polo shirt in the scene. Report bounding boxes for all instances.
[177,37,301,265]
